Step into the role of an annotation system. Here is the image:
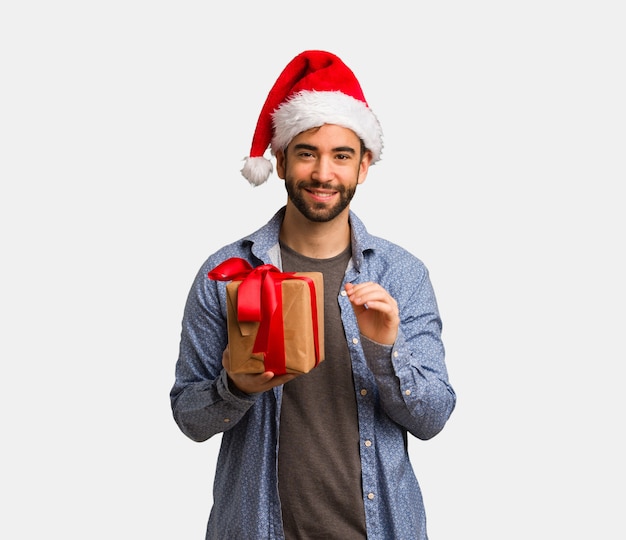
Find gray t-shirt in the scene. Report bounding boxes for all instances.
[278,242,367,539]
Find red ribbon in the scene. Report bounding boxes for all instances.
[208,257,321,374]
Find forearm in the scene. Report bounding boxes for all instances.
[362,334,456,440]
[171,369,258,442]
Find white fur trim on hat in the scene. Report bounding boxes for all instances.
[270,90,383,162]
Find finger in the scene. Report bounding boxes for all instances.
[259,371,298,386]
[258,371,276,383]
[270,373,298,386]
[345,282,374,305]
[348,287,390,309]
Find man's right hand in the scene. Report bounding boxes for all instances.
[222,346,300,395]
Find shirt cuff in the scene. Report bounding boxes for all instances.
[219,369,261,402]
[360,335,395,375]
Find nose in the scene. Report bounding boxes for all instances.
[311,156,334,183]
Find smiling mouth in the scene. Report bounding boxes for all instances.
[306,188,336,200]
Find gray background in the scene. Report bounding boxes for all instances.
[2,1,624,538]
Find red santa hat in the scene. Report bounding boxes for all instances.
[241,50,383,186]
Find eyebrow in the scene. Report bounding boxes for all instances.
[292,143,356,155]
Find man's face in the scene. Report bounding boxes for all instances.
[276,124,371,223]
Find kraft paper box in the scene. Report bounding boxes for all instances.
[225,272,324,375]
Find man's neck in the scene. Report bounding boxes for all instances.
[279,205,351,259]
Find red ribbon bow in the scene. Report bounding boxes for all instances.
[208,257,321,374]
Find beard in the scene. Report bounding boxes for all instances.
[285,179,357,222]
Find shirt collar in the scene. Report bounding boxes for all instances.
[246,206,378,273]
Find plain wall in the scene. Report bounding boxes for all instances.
[2,2,624,538]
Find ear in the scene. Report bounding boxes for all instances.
[357,149,373,185]
[275,149,286,179]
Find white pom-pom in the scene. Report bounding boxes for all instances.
[241,156,273,186]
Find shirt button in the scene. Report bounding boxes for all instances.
[360,389,367,396]
[367,492,375,500]
[340,290,347,297]
[404,389,411,396]
[393,351,399,358]
[352,337,359,344]
[365,440,372,447]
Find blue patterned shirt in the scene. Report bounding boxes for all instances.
[170,207,456,539]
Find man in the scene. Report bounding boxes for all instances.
[170,50,456,539]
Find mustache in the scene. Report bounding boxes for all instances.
[300,181,344,191]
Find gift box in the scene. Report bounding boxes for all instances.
[208,258,324,375]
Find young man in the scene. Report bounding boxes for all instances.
[170,50,456,540]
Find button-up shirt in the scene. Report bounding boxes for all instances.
[170,207,456,540]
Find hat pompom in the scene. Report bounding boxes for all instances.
[241,156,273,186]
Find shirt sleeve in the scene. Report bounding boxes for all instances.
[170,265,259,442]
[360,267,456,441]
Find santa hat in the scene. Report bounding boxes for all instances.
[241,50,383,186]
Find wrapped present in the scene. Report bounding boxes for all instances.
[208,258,324,375]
